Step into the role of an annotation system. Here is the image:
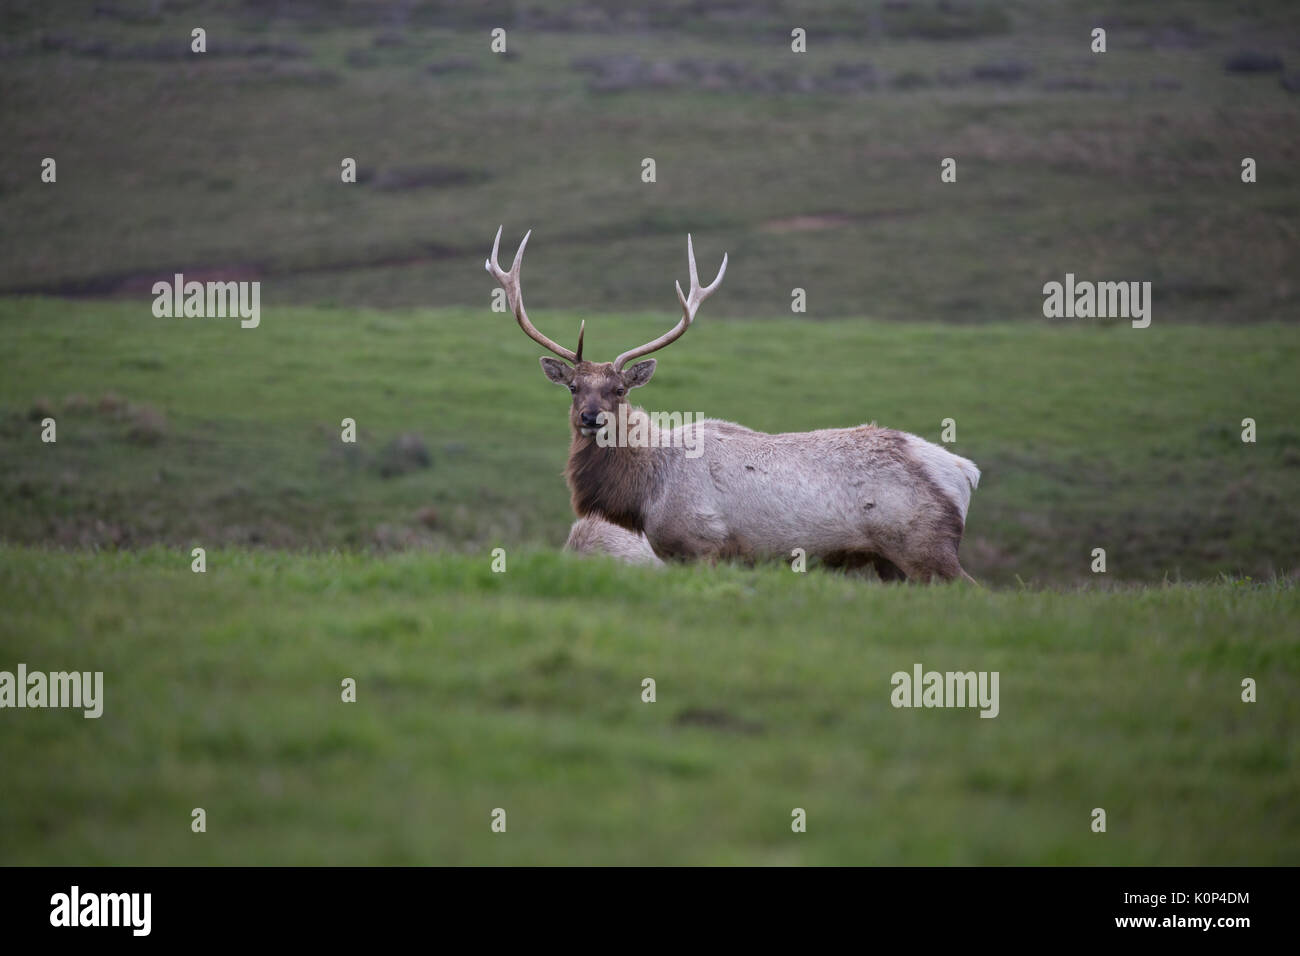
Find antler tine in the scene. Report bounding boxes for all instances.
[485,226,579,364]
[614,234,727,371]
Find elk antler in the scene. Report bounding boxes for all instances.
[613,234,727,371]
[486,226,583,363]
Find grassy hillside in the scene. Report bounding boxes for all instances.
[1,0,1297,321]
[3,0,1297,871]
[2,298,1298,585]
[0,548,1295,865]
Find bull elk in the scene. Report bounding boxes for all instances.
[487,227,981,582]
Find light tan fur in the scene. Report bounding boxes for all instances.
[564,515,664,566]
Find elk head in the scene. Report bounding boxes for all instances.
[486,227,727,437]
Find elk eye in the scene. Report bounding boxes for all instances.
[615,387,625,396]
[569,385,577,394]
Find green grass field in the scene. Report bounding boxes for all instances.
[1,298,1296,864]
[1,548,1296,865]
[2,298,1297,585]
[2,0,1298,866]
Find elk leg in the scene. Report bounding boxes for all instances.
[870,555,907,582]
[892,547,969,584]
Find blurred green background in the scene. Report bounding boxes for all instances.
[2,0,1297,320]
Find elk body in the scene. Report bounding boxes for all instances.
[488,228,981,582]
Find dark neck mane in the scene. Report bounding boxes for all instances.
[565,407,663,533]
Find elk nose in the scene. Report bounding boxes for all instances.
[580,411,602,428]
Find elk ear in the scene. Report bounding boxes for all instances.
[623,359,656,390]
[539,357,574,387]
